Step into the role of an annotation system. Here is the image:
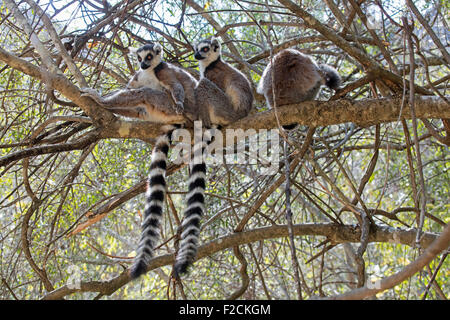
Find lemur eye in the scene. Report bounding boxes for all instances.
[202,47,209,52]
[146,53,153,60]
[137,56,142,62]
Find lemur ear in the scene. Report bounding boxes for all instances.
[154,43,162,55]
[211,37,220,51]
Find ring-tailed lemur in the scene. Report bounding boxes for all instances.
[193,37,254,121]
[256,48,341,129]
[81,41,253,279]
[169,37,255,276]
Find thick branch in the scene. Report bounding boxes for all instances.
[100,96,450,140]
[0,46,116,126]
[42,223,438,299]
[327,223,450,300]
[1,47,447,143]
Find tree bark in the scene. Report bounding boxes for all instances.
[42,223,438,300]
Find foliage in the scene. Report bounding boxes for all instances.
[0,0,448,300]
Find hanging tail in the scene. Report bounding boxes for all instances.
[130,125,179,279]
[173,127,215,277]
[318,64,342,90]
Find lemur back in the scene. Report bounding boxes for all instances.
[257,48,341,109]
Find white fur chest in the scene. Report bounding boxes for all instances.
[199,62,206,78]
[137,70,164,91]
[199,55,219,78]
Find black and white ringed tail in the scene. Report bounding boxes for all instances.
[130,124,180,279]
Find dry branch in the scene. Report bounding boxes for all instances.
[42,223,439,300]
[327,223,450,300]
[98,96,450,141]
[0,46,116,126]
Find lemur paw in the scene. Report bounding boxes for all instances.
[174,101,184,115]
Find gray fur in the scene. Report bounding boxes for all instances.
[81,41,253,127]
[172,37,254,277]
[257,48,341,109]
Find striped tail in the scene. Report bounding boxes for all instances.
[173,128,214,277]
[130,125,177,279]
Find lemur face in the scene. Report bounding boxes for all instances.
[194,38,221,64]
[131,43,162,70]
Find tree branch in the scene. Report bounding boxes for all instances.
[0,131,99,168]
[98,96,450,141]
[326,223,450,300]
[0,46,116,126]
[42,223,439,300]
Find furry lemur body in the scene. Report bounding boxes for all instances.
[257,48,341,129]
[194,37,253,122]
[82,43,201,124]
[81,40,253,278]
[81,43,339,279]
[171,37,255,275]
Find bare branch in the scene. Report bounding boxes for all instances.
[327,223,450,300]
[42,223,439,300]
